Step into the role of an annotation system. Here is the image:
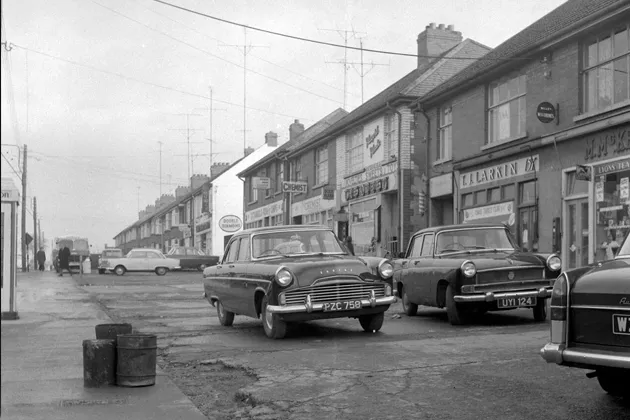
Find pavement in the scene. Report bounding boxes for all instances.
[0,270,207,420]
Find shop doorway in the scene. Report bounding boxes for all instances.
[518,206,538,252]
[564,198,589,270]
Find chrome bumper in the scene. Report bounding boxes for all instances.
[454,286,552,303]
[267,295,397,314]
[540,342,630,369]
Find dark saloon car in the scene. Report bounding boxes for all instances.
[202,225,397,339]
[392,224,562,325]
[166,246,220,271]
[540,234,630,397]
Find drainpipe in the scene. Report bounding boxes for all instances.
[386,102,404,254]
[415,105,431,227]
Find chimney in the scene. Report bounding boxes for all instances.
[244,146,255,157]
[138,210,146,220]
[145,204,156,215]
[175,186,190,199]
[265,131,278,147]
[191,174,210,190]
[417,23,462,68]
[211,162,230,178]
[289,119,305,141]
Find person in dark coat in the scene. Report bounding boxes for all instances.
[344,236,355,256]
[58,244,72,277]
[36,247,46,271]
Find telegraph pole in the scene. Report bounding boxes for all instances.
[33,196,37,267]
[21,145,27,272]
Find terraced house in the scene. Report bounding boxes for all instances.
[240,23,491,256]
[413,0,630,270]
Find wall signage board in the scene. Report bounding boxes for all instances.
[463,201,516,227]
[343,162,397,188]
[536,102,556,123]
[292,195,336,217]
[218,215,243,233]
[252,177,271,190]
[363,117,385,167]
[584,124,629,161]
[282,181,308,194]
[459,155,539,189]
[593,157,630,176]
[244,201,284,223]
[322,186,335,200]
[343,174,396,202]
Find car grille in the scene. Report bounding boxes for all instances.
[476,267,544,285]
[283,281,386,305]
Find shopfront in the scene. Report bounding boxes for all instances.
[1,178,20,320]
[244,200,284,230]
[429,172,454,226]
[194,213,212,253]
[457,154,540,251]
[291,190,336,228]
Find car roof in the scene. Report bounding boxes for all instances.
[411,223,510,236]
[236,224,333,236]
[130,248,163,252]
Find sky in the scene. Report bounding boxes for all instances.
[1,0,568,252]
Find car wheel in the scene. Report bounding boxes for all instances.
[596,368,630,397]
[261,295,287,339]
[359,312,385,333]
[216,300,235,327]
[533,299,548,322]
[401,288,418,316]
[114,266,126,276]
[445,284,467,325]
[197,264,206,272]
[155,267,167,276]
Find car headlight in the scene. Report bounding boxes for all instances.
[275,267,293,287]
[546,254,562,271]
[378,261,394,279]
[461,260,476,278]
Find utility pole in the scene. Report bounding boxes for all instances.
[33,196,37,268]
[21,145,27,272]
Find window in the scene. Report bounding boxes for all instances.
[584,25,630,112]
[519,180,537,204]
[275,161,284,193]
[384,113,398,160]
[315,145,329,185]
[502,184,515,200]
[462,193,473,208]
[293,157,303,182]
[237,237,250,261]
[565,170,589,196]
[438,106,452,161]
[474,190,486,206]
[488,187,501,202]
[249,177,258,203]
[223,240,239,264]
[421,234,434,256]
[346,128,364,174]
[409,235,424,257]
[488,74,527,144]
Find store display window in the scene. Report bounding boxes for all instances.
[595,168,630,261]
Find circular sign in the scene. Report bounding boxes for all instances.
[508,212,516,226]
[536,102,556,123]
[218,215,243,233]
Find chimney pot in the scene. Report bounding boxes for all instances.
[429,22,436,29]
[438,23,445,30]
[448,24,455,31]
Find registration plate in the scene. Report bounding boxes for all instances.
[322,300,362,312]
[612,314,630,335]
[497,296,537,309]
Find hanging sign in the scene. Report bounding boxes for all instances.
[282,181,308,194]
[575,165,592,181]
[252,177,271,190]
[536,102,556,123]
[218,215,243,233]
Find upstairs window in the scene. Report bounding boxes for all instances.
[275,161,284,193]
[315,145,329,185]
[249,177,258,203]
[438,106,452,161]
[488,74,526,144]
[346,128,364,174]
[293,157,303,182]
[584,25,630,113]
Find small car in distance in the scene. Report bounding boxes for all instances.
[98,248,123,274]
[392,224,562,325]
[166,246,220,271]
[101,248,181,276]
[202,225,397,339]
[540,233,630,397]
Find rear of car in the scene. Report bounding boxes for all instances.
[98,248,123,274]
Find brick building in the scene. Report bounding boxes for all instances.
[413,0,629,269]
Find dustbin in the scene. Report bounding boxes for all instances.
[82,258,92,274]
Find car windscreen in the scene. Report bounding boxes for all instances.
[103,250,122,258]
[252,230,345,258]
[435,228,518,254]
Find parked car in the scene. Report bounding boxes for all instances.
[98,248,124,274]
[166,246,220,271]
[540,233,630,397]
[100,248,181,276]
[202,225,397,339]
[391,223,562,325]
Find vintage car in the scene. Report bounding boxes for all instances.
[540,233,630,397]
[98,248,123,274]
[392,223,562,325]
[100,248,181,276]
[202,225,397,339]
[166,246,220,271]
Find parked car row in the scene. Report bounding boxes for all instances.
[201,223,629,399]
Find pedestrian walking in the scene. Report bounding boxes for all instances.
[36,247,46,271]
[344,236,355,256]
[57,243,73,277]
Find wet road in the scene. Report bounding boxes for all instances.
[78,271,629,420]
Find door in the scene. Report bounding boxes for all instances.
[405,233,435,306]
[217,238,241,313]
[565,198,589,269]
[401,234,423,304]
[518,206,538,252]
[126,251,148,271]
[234,237,256,317]
[146,250,163,270]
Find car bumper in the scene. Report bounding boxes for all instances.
[267,295,397,314]
[540,343,630,369]
[454,286,552,303]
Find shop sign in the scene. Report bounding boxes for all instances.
[463,201,515,226]
[244,200,283,223]
[218,215,243,233]
[621,177,629,200]
[201,185,210,213]
[459,155,539,188]
[322,186,335,200]
[282,181,307,194]
[196,220,211,233]
[584,125,629,161]
[593,157,630,176]
[430,173,453,198]
[292,195,336,216]
[252,177,271,189]
[363,117,384,166]
[536,102,556,124]
[343,161,397,188]
[1,178,20,202]
[343,175,393,201]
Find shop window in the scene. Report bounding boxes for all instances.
[488,74,527,144]
[346,128,364,174]
[474,190,487,206]
[488,187,501,203]
[518,206,538,252]
[565,170,589,196]
[502,184,515,200]
[583,25,630,113]
[315,145,329,185]
[462,193,473,208]
[595,167,630,262]
[519,180,537,204]
[384,113,398,160]
[437,106,452,161]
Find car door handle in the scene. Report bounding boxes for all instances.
[402,261,408,266]
[414,261,421,266]
[244,282,248,288]
[229,265,235,268]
